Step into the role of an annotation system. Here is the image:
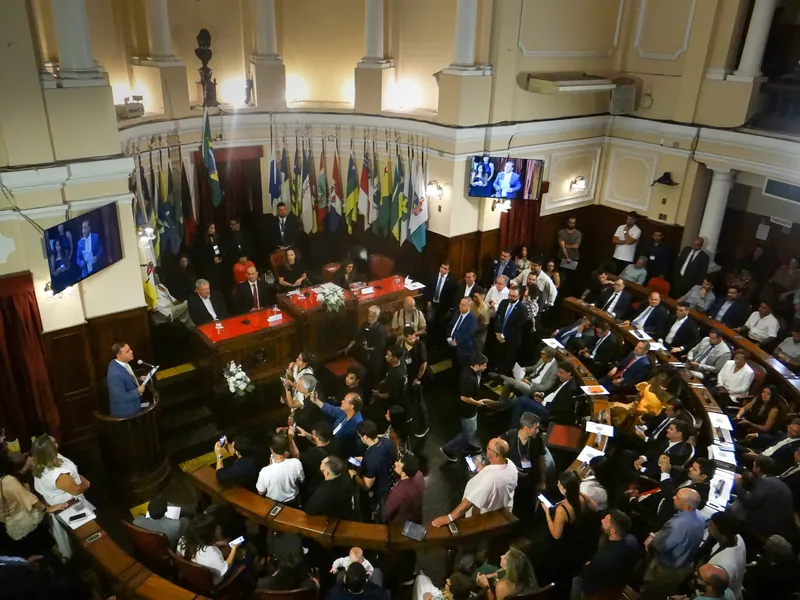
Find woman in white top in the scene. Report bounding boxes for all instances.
[713,349,755,409]
[31,434,90,559]
[178,513,242,585]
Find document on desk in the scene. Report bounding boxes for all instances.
[576,445,605,464]
[580,385,609,396]
[404,281,425,291]
[586,421,614,437]
[648,341,666,351]
[710,445,737,465]
[57,501,96,530]
[708,413,733,431]
[631,329,652,340]
[542,338,564,349]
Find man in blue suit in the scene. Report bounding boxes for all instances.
[76,220,103,278]
[447,298,477,367]
[485,248,518,288]
[598,340,651,394]
[107,342,145,418]
[493,160,522,199]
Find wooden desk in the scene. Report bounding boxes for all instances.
[192,307,298,390]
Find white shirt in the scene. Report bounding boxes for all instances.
[464,461,518,516]
[777,336,800,359]
[708,535,746,600]
[743,311,780,343]
[612,224,641,262]
[717,360,754,400]
[155,284,178,319]
[542,379,569,406]
[34,454,83,506]
[579,477,608,511]
[665,316,688,345]
[498,172,513,195]
[177,539,228,585]
[255,458,304,501]
[82,235,94,273]
[762,436,798,457]
[485,285,509,312]
[463,282,475,298]
[714,300,734,321]
[200,294,218,320]
[590,333,611,359]
[536,271,558,307]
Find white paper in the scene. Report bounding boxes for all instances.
[286,290,301,296]
[141,366,158,387]
[267,313,283,322]
[404,281,425,290]
[580,385,609,396]
[560,259,578,271]
[708,413,733,431]
[542,338,564,349]
[710,445,737,465]
[310,286,325,294]
[57,503,96,529]
[576,445,605,463]
[755,223,770,240]
[360,286,375,295]
[648,341,666,351]
[166,505,181,519]
[512,363,526,382]
[585,422,615,437]
[631,329,651,340]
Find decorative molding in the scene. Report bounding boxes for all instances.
[633,0,697,60]
[518,0,625,58]
[543,146,603,210]
[0,194,134,222]
[603,146,656,211]
[0,157,133,194]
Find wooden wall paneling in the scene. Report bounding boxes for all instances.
[476,229,501,276]
[717,208,799,267]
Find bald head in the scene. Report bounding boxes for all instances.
[698,564,729,595]
[487,438,509,463]
[403,296,416,310]
[676,488,701,511]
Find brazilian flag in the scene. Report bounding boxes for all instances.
[202,106,222,207]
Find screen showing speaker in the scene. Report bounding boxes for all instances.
[467,155,545,200]
[44,202,124,294]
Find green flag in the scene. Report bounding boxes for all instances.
[202,106,222,207]
[391,153,405,241]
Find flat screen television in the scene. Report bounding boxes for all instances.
[43,202,124,293]
[467,155,545,200]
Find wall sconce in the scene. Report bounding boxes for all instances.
[43,281,75,301]
[569,176,587,193]
[426,181,443,200]
[491,199,512,212]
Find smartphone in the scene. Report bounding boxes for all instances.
[465,456,477,473]
[269,505,283,518]
[348,457,361,467]
[537,494,553,509]
[219,435,227,446]
[229,535,245,547]
[69,512,87,522]
[292,424,297,433]
[447,521,459,534]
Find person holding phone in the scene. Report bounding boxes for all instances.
[214,435,260,491]
[501,412,546,523]
[177,514,244,585]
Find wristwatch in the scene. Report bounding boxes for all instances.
[216,455,223,460]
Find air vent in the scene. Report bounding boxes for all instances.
[763,178,800,204]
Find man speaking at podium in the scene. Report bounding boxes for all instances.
[107,342,146,418]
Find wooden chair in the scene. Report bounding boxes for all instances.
[253,586,318,600]
[368,253,395,280]
[746,360,767,395]
[121,520,172,575]
[168,547,248,599]
[270,250,287,277]
[322,262,340,282]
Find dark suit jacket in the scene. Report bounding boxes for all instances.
[454,280,483,304]
[76,232,104,278]
[643,440,692,478]
[757,434,800,473]
[486,260,518,288]
[643,243,673,279]
[235,280,271,314]
[663,316,699,351]
[673,247,710,288]
[733,476,796,539]
[266,213,300,251]
[597,288,632,317]
[585,333,620,367]
[494,299,527,347]
[546,378,579,425]
[613,352,651,385]
[107,360,141,418]
[426,273,457,307]
[448,311,478,364]
[708,297,751,329]
[628,304,669,337]
[225,229,254,261]
[188,290,228,325]
[780,467,800,511]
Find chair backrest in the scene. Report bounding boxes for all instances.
[746,359,767,395]
[368,253,395,280]
[348,245,368,273]
[253,586,318,600]
[168,547,216,594]
[648,277,671,297]
[122,520,171,572]
[271,250,287,276]
[322,262,341,282]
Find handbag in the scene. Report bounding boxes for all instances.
[4,506,45,541]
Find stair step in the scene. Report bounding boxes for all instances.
[159,384,207,412]
[165,422,221,463]
[162,405,213,433]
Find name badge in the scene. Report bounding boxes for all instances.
[404,357,412,364]
[649,255,655,261]
[521,460,532,470]
[333,422,343,435]
[213,245,220,256]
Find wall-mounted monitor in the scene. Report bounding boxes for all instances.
[467,155,545,200]
[43,202,123,294]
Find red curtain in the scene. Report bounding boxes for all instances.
[193,146,264,229]
[499,158,542,250]
[0,274,60,448]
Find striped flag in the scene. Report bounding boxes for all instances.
[344,151,359,234]
[390,153,405,242]
[279,147,291,206]
[201,106,222,207]
[301,143,314,233]
[316,144,329,232]
[328,150,344,232]
[368,144,380,230]
[358,149,370,230]
[291,146,301,217]
[268,149,281,214]
[372,154,392,237]
[410,156,428,251]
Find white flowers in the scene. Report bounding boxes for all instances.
[318,287,346,312]
[223,361,255,397]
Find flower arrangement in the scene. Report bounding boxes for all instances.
[317,287,346,312]
[223,361,255,397]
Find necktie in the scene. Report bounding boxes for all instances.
[715,301,731,321]
[252,283,259,309]
[531,361,546,380]
[280,218,286,239]
[503,302,515,331]
[603,292,618,311]
[590,335,605,358]
[123,362,137,383]
[652,416,672,438]
[451,313,464,337]
[695,343,714,364]
[680,250,695,276]
[434,275,444,302]
[620,355,638,376]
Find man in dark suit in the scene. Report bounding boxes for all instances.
[494,286,527,374]
[485,248,518,288]
[552,315,595,351]
[778,446,800,511]
[635,419,693,479]
[596,278,632,318]
[662,302,699,356]
[598,340,652,393]
[579,321,621,377]
[76,220,104,278]
[107,342,145,418]
[641,229,673,280]
[744,418,800,473]
[454,268,482,303]
[266,202,300,252]
[188,278,228,325]
[633,457,714,527]
[426,261,457,342]
[235,264,271,314]
[708,286,751,329]
[623,292,669,338]
[447,298,478,367]
[225,217,254,262]
[510,366,578,426]
[673,237,710,297]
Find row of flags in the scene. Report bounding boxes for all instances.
[262,139,429,251]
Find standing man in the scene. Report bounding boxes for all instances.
[513,257,557,311]
[502,412,546,522]
[673,237,710,297]
[494,286,527,375]
[235,265,270,314]
[448,298,478,368]
[401,327,429,437]
[454,269,481,303]
[187,278,228,325]
[425,261,456,341]
[486,249,518,288]
[611,211,642,274]
[76,220,104,278]
[485,275,510,317]
[557,216,581,268]
[642,229,673,281]
[266,202,300,251]
[373,346,407,412]
[107,342,146,418]
[440,354,489,461]
[493,161,522,199]
[225,217,253,264]
[390,296,426,339]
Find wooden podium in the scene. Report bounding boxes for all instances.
[93,378,170,504]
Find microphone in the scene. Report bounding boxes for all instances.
[137,359,156,369]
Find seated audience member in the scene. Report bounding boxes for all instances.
[282,373,323,431]
[454,268,482,303]
[634,419,693,479]
[686,329,731,380]
[475,547,540,600]
[448,298,479,368]
[326,562,388,600]
[391,296,426,339]
[287,421,332,499]
[551,315,595,350]
[632,458,714,527]
[733,385,779,437]
[639,488,705,600]
[574,510,641,599]
[634,397,690,449]
[485,275,510,317]
[256,434,304,504]
[331,547,378,585]
[581,270,612,304]
[578,321,620,377]
[596,278,632,317]
[662,302,699,356]
[742,534,799,600]
[373,346,407,410]
[231,255,255,285]
[679,276,716,313]
[349,420,395,521]
[307,392,364,459]
[501,413,546,519]
[598,340,652,393]
[708,286,750,328]
[485,248,518,289]
[620,255,648,285]
[277,248,308,291]
[257,549,318,592]
[711,350,754,410]
[441,354,489,461]
[165,253,197,302]
[778,445,800,510]
[610,370,675,432]
[742,418,800,472]
[432,438,518,526]
[774,326,800,369]
[509,366,578,427]
[762,256,799,306]
[737,301,780,347]
[0,552,91,600]
[698,512,746,600]
[580,455,612,512]
[305,456,355,519]
[150,274,194,329]
[215,434,260,490]
[623,292,669,338]
[235,264,270,314]
[334,259,365,289]
[413,572,473,600]
[494,346,559,409]
[132,493,185,547]
[341,305,388,387]
[178,514,244,586]
[382,453,424,525]
[685,564,736,600]
[187,278,228,325]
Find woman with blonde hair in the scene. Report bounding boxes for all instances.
[471,289,490,353]
[475,547,539,600]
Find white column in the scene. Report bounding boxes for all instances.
[252,0,282,64]
[51,0,105,83]
[450,0,478,70]
[361,0,385,63]
[145,0,178,63]
[698,168,735,266]
[731,0,778,80]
